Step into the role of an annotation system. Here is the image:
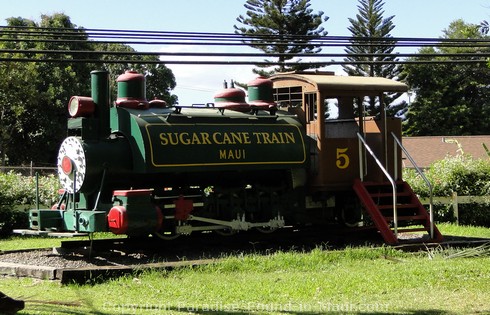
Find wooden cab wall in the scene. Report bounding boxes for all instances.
[270,72,407,192]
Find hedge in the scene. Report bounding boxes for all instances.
[403,155,490,226]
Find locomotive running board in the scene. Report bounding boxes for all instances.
[12,229,89,237]
[353,179,443,245]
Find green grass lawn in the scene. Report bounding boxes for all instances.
[1,223,489,314]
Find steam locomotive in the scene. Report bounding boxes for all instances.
[27,69,443,244]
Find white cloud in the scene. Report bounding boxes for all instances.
[157,44,257,105]
[156,44,347,105]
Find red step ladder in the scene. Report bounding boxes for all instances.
[353,178,444,245]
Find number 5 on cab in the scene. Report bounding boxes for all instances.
[336,147,350,169]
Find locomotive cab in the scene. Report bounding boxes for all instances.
[271,72,408,224]
[271,72,407,191]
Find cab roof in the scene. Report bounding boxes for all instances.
[270,72,408,96]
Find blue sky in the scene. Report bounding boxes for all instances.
[1,0,489,104]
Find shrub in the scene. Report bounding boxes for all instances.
[0,172,59,236]
[403,155,490,226]
[0,205,29,237]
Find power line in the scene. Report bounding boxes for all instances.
[1,25,489,43]
[0,57,486,65]
[2,48,490,59]
[1,26,490,65]
[2,25,490,47]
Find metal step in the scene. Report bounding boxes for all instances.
[353,178,443,245]
[384,215,427,222]
[378,204,419,210]
[393,227,428,233]
[369,191,412,198]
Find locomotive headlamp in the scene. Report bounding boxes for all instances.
[60,156,73,175]
[57,137,87,193]
[68,96,95,118]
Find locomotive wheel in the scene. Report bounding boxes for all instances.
[256,226,277,234]
[153,231,180,240]
[336,194,363,227]
[340,208,362,228]
[215,228,237,236]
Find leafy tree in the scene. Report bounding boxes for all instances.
[0,18,44,166]
[0,13,177,166]
[141,61,177,105]
[0,62,39,166]
[403,19,490,136]
[0,14,96,165]
[93,43,178,105]
[234,0,329,76]
[343,0,405,117]
[29,14,93,163]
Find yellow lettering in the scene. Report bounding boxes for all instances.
[336,147,350,169]
[252,132,262,144]
[168,133,179,145]
[179,132,190,145]
[262,133,272,144]
[235,149,244,159]
[200,132,211,144]
[190,133,201,145]
[242,132,251,144]
[213,132,223,144]
[159,133,180,145]
[230,132,243,144]
[159,133,168,145]
[222,133,232,144]
[253,132,291,144]
[270,133,280,144]
[158,130,296,146]
[219,149,246,160]
[219,149,227,159]
[284,132,295,144]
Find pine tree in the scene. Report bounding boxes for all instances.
[234,0,328,76]
[343,0,405,116]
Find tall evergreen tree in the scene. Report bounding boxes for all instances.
[343,0,404,116]
[234,0,328,76]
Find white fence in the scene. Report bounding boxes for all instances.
[0,165,56,176]
[419,193,490,224]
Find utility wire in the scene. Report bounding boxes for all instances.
[1,36,489,48]
[1,48,489,59]
[2,26,490,47]
[0,57,486,65]
[1,26,490,65]
[2,25,489,43]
